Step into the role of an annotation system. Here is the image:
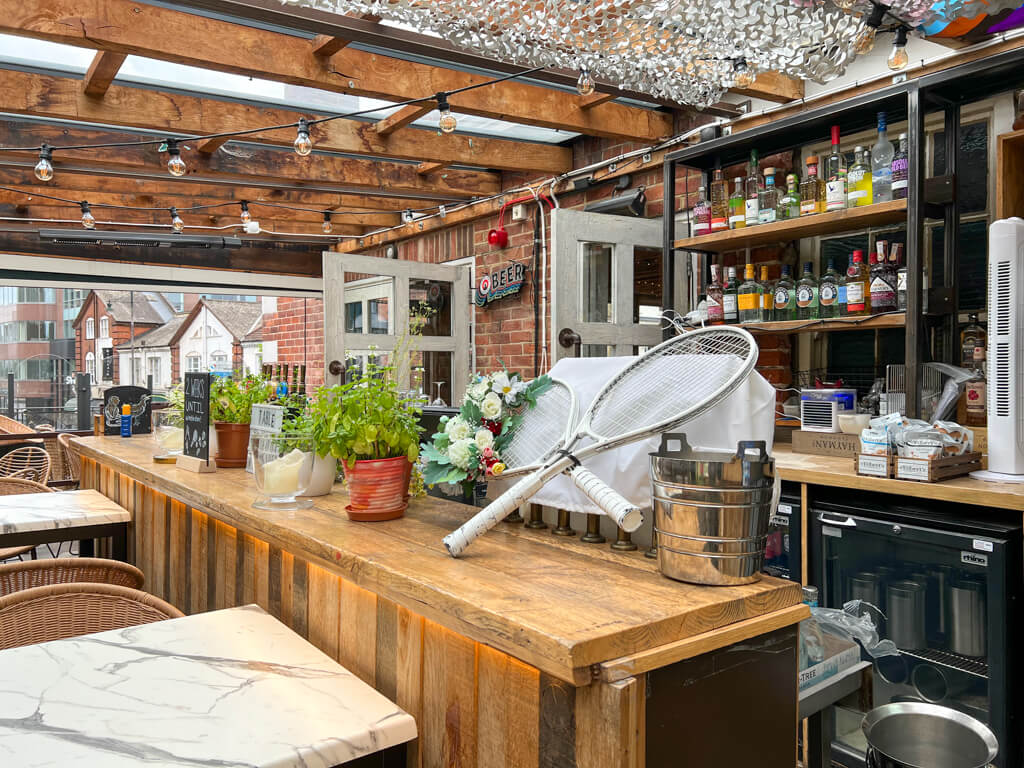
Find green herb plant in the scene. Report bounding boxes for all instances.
[210,373,272,424]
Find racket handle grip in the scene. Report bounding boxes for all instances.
[566,466,644,533]
[443,472,548,557]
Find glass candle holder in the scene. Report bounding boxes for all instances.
[250,432,315,511]
[152,408,185,462]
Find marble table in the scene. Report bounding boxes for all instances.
[0,604,417,767]
[0,488,129,559]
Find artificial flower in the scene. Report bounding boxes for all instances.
[448,438,475,470]
[480,392,502,420]
[491,371,512,397]
[475,428,494,451]
[445,416,472,441]
[469,380,490,401]
[491,462,506,475]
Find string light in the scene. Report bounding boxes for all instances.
[294,118,313,156]
[855,3,888,55]
[166,140,187,177]
[34,145,54,182]
[170,207,184,233]
[888,26,910,70]
[402,209,415,224]
[733,59,755,89]
[833,0,857,9]
[321,212,333,233]
[436,93,457,134]
[576,69,596,97]
[80,201,95,230]
[239,201,252,224]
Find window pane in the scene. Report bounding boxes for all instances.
[581,344,615,357]
[345,302,363,334]
[421,350,453,405]
[343,273,394,335]
[633,247,662,325]
[820,234,869,277]
[932,121,988,214]
[369,299,390,335]
[931,220,988,312]
[409,279,452,337]
[581,243,613,323]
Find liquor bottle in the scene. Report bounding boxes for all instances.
[710,169,729,231]
[961,313,987,371]
[744,149,761,227]
[738,263,762,323]
[845,250,871,316]
[871,111,894,203]
[825,125,847,212]
[838,265,848,315]
[795,262,819,320]
[869,249,896,314]
[891,133,909,200]
[847,146,872,207]
[728,177,746,230]
[759,266,773,322]
[819,258,841,319]
[692,186,711,237]
[706,264,724,325]
[800,156,825,216]
[778,173,801,220]
[773,264,797,322]
[892,243,907,310]
[757,168,779,225]
[723,266,739,323]
[965,373,987,427]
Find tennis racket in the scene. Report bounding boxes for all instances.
[495,377,642,530]
[443,326,758,557]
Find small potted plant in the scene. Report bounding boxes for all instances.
[316,360,422,521]
[209,373,271,468]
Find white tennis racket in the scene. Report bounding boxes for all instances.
[495,377,642,530]
[444,326,758,557]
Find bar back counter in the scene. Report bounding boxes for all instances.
[75,436,805,768]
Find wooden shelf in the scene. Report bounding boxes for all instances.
[739,312,905,335]
[675,199,908,253]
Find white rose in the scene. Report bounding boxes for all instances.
[475,428,494,451]
[491,371,512,396]
[469,381,489,401]
[480,392,502,420]
[445,416,471,441]
[447,438,475,470]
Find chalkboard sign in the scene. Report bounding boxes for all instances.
[183,372,211,463]
[101,348,114,382]
[102,386,152,436]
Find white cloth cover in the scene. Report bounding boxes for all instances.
[526,355,776,515]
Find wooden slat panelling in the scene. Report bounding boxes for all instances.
[395,606,425,768]
[214,520,237,611]
[477,645,540,768]
[422,622,477,768]
[576,676,641,768]
[340,579,378,686]
[307,563,341,660]
[168,499,188,607]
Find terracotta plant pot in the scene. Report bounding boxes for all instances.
[213,422,250,468]
[344,456,411,521]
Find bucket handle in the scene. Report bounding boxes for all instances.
[734,440,769,463]
[659,433,691,455]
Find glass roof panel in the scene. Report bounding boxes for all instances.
[0,34,578,145]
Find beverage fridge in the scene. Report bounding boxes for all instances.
[809,489,1022,767]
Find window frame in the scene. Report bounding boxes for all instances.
[99,316,109,338]
[85,317,95,340]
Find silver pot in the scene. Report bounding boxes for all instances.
[862,702,997,768]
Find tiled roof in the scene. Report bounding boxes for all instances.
[81,290,172,326]
[241,315,264,344]
[115,314,187,351]
[201,300,264,342]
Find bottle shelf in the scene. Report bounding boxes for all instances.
[675,199,908,253]
[737,312,905,335]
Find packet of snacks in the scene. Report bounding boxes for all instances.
[900,430,948,459]
[860,428,891,456]
[931,421,974,455]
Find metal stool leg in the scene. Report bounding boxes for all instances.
[504,505,524,524]
[552,509,575,536]
[580,513,606,543]
[610,529,638,551]
[645,530,658,559]
[524,503,547,529]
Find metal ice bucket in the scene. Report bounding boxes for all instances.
[650,434,774,586]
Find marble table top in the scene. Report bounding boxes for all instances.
[0,489,129,535]
[0,604,417,767]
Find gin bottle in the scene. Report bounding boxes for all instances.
[757,168,779,225]
[847,146,872,207]
[778,173,801,220]
[825,125,847,212]
[692,185,711,237]
[773,265,796,322]
[871,111,894,203]
[744,150,761,227]
[795,262,819,320]
[723,266,739,323]
[759,266,773,321]
[738,263,763,323]
[891,133,909,200]
[800,156,825,216]
[728,177,746,230]
[706,264,724,325]
[845,250,871,316]
[818,259,841,319]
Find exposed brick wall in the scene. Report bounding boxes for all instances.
[262,297,324,390]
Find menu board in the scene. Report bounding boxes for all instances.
[183,372,211,462]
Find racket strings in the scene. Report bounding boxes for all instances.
[588,331,754,439]
[501,382,574,470]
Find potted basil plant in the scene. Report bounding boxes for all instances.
[313,366,421,521]
[209,373,271,468]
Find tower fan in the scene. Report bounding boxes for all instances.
[978,217,1024,479]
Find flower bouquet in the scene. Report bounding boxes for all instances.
[421,370,551,503]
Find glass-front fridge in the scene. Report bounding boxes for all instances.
[810,491,1021,768]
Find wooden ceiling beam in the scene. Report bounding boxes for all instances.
[579,92,617,110]
[195,136,231,154]
[0,0,672,142]
[417,162,449,176]
[0,68,567,175]
[310,34,350,58]
[374,104,435,137]
[729,72,804,104]
[82,51,127,97]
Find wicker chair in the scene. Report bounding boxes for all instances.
[0,446,51,484]
[0,558,145,598]
[0,477,54,563]
[0,583,184,650]
[57,432,81,486]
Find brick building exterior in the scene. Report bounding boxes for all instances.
[261,297,325,390]
[73,291,170,389]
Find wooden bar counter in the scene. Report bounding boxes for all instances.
[76,436,806,768]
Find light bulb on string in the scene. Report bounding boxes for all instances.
[576,69,596,96]
[166,140,187,177]
[239,201,252,224]
[294,118,313,156]
[34,145,54,182]
[80,201,95,230]
[855,3,887,55]
[887,26,910,70]
[322,212,333,234]
[833,0,857,10]
[732,59,755,89]
[436,94,457,134]
[170,207,184,233]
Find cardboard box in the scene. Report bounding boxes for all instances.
[791,430,860,457]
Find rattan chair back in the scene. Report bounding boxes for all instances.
[0,583,184,650]
[0,446,51,484]
[0,558,145,598]
[57,432,81,483]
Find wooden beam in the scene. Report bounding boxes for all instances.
[310,34,350,58]
[82,51,126,97]
[374,104,434,137]
[0,0,672,142]
[579,92,617,110]
[0,68,568,175]
[195,136,230,154]
[416,162,449,175]
[729,72,804,104]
